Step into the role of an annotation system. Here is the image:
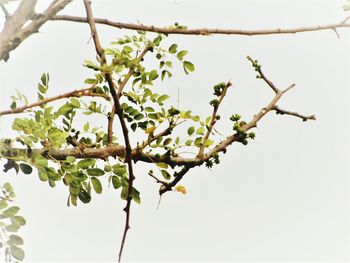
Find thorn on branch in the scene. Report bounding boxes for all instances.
[0,2,10,19]
[341,16,350,24]
[332,28,340,39]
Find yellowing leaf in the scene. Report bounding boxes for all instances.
[175,185,187,195]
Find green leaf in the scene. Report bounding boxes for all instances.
[19,163,32,175]
[145,107,155,112]
[157,162,168,169]
[41,73,48,86]
[91,177,102,194]
[161,170,171,180]
[83,121,89,131]
[37,83,46,94]
[150,93,159,102]
[149,70,158,81]
[203,138,214,147]
[57,103,74,116]
[196,126,205,135]
[113,164,127,177]
[185,139,193,146]
[187,126,195,136]
[161,70,166,81]
[132,187,141,204]
[78,189,91,204]
[31,153,48,167]
[66,156,76,164]
[131,123,137,132]
[10,101,16,109]
[11,216,26,226]
[165,61,173,68]
[64,173,73,184]
[194,137,202,147]
[3,183,14,197]
[70,98,81,108]
[192,115,200,122]
[7,235,24,246]
[112,176,122,189]
[134,113,144,121]
[3,206,20,217]
[0,200,8,209]
[104,164,112,172]
[87,168,105,177]
[168,44,178,54]
[38,167,48,181]
[48,128,67,147]
[10,246,25,261]
[183,61,195,74]
[122,45,133,53]
[163,138,172,146]
[84,78,97,84]
[177,50,188,61]
[157,94,169,105]
[77,158,96,169]
[5,224,20,232]
[70,194,77,206]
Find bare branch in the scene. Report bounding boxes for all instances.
[148,171,167,186]
[0,86,108,116]
[82,0,103,57]
[274,105,316,121]
[50,14,350,36]
[204,63,315,160]
[0,0,72,61]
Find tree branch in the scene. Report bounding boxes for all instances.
[274,105,316,121]
[107,45,150,144]
[82,1,136,262]
[197,81,231,159]
[159,166,192,195]
[0,86,108,117]
[117,46,150,97]
[0,0,72,61]
[51,14,350,36]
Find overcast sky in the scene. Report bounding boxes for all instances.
[0,0,350,262]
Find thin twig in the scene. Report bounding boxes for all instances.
[51,14,350,36]
[247,56,279,93]
[159,165,192,195]
[274,105,316,121]
[148,171,167,186]
[117,46,150,96]
[197,81,231,159]
[107,105,116,144]
[0,86,108,116]
[135,120,186,151]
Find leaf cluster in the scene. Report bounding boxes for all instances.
[0,183,25,263]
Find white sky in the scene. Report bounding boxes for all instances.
[0,0,349,262]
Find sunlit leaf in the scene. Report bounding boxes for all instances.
[91,177,102,194]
